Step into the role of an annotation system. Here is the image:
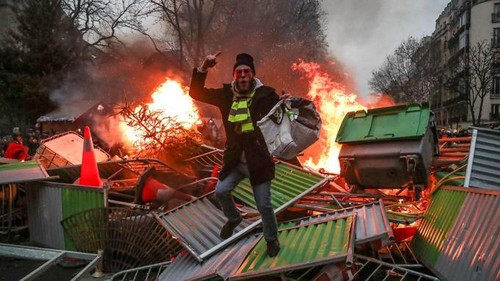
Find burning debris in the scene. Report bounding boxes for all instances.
[1,60,499,280]
[116,78,203,162]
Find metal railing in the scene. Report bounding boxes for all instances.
[492,13,500,23]
[350,255,440,281]
[110,261,171,281]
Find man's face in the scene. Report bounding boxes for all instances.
[233,65,254,93]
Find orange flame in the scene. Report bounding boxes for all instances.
[120,78,201,148]
[293,61,365,173]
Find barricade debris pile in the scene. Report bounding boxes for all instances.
[1,103,499,280]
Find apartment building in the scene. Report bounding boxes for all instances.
[431,0,500,128]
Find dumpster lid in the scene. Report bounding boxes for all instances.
[335,103,431,144]
[39,131,109,165]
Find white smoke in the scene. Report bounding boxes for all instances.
[321,0,450,96]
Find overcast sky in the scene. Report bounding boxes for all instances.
[322,0,450,96]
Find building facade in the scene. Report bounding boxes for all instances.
[431,0,500,128]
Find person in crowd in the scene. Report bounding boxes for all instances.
[27,135,39,156]
[4,134,28,161]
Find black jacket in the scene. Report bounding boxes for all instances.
[189,68,279,185]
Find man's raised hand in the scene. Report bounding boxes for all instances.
[199,51,222,72]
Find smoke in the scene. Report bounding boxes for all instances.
[49,38,186,150]
[321,0,449,95]
[52,0,442,153]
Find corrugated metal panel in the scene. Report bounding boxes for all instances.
[432,187,500,281]
[231,215,355,280]
[411,187,467,266]
[0,160,53,185]
[25,181,105,250]
[233,161,329,210]
[155,162,329,262]
[26,183,65,249]
[61,186,105,250]
[154,194,253,262]
[287,199,394,245]
[465,127,500,190]
[159,234,260,281]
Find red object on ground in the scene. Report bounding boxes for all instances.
[204,164,219,193]
[79,126,103,187]
[142,176,167,203]
[141,175,193,203]
[4,142,28,160]
[392,226,417,242]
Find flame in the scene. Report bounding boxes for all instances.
[293,61,365,173]
[120,78,201,148]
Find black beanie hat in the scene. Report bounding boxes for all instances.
[233,53,255,74]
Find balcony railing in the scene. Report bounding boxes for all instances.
[492,13,500,23]
[492,38,500,48]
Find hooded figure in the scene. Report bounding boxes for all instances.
[189,52,281,257]
[4,134,28,161]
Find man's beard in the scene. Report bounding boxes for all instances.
[236,79,254,93]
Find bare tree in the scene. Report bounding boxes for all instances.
[116,101,202,161]
[61,0,152,48]
[149,0,224,68]
[0,0,153,126]
[147,0,337,95]
[448,41,500,125]
[369,36,437,103]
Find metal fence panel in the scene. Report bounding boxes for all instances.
[465,127,500,190]
[154,195,253,262]
[159,234,260,281]
[434,187,500,281]
[287,199,394,245]
[231,215,355,280]
[411,187,467,266]
[233,161,329,211]
[412,186,500,281]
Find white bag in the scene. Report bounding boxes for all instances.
[257,98,321,159]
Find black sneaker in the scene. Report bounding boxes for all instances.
[266,239,280,257]
[220,218,242,239]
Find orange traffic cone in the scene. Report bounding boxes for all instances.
[135,167,193,204]
[77,126,103,187]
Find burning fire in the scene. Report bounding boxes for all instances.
[120,79,201,148]
[119,64,365,172]
[293,61,365,174]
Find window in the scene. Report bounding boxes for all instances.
[494,4,500,23]
[459,32,468,49]
[493,28,500,47]
[459,11,468,27]
[493,76,500,98]
[491,104,500,120]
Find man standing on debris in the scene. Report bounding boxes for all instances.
[189,52,281,257]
